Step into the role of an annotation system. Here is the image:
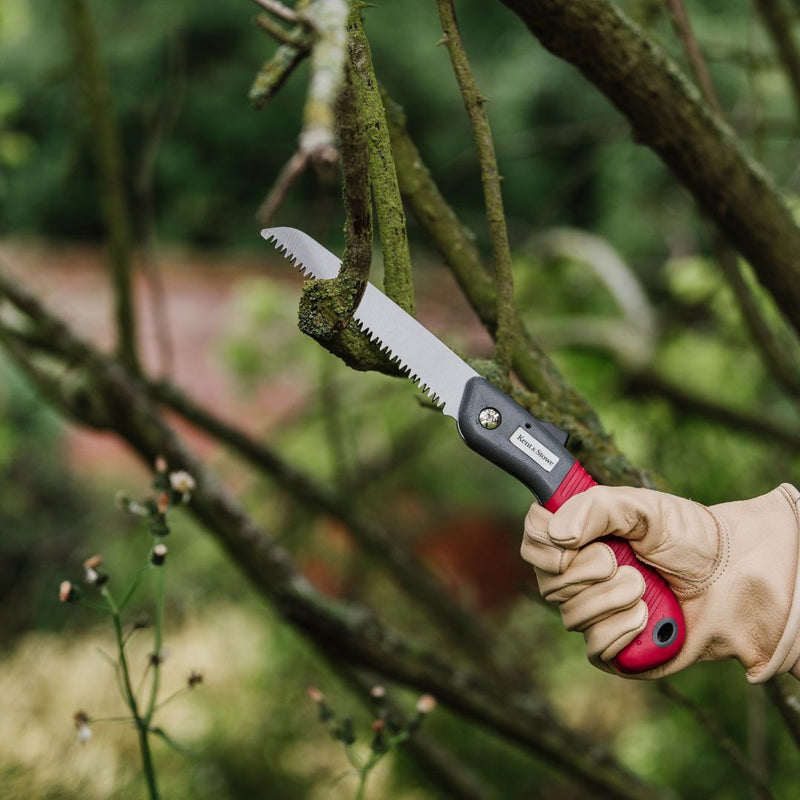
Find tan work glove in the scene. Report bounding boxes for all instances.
[521,484,800,682]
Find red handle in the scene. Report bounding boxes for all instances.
[544,462,685,673]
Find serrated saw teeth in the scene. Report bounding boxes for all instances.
[262,227,480,419]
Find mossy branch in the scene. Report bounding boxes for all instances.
[501,0,800,340]
[347,2,415,314]
[381,90,659,488]
[297,66,376,365]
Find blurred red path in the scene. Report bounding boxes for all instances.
[0,240,493,479]
[0,240,311,479]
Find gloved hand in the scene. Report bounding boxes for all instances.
[521,484,800,681]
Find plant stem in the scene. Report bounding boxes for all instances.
[103,586,161,800]
[136,719,161,800]
[145,564,166,724]
[356,769,370,800]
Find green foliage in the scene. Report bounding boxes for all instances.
[0,358,91,639]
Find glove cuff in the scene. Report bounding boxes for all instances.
[745,484,800,683]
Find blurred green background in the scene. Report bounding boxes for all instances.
[2,0,800,798]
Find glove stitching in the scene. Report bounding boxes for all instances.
[672,505,731,599]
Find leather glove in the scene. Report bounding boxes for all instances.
[521,484,800,681]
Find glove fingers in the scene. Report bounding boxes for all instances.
[521,504,577,575]
[559,565,645,631]
[547,486,656,548]
[584,600,649,666]
[535,542,617,602]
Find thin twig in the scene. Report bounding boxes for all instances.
[436,0,515,382]
[65,0,138,372]
[134,36,185,378]
[626,369,800,449]
[249,42,309,109]
[658,681,774,800]
[256,150,311,224]
[713,243,800,402]
[754,0,800,125]
[251,0,299,24]
[664,0,723,115]
[254,13,301,46]
[763,678,800,757]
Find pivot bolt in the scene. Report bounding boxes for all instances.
[478,407,501,429]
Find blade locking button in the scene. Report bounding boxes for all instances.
[478,408,502,430]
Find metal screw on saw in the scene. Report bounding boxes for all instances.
[478,408,501,429]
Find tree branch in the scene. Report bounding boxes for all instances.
[347,2,415,314]
[436,0,515,381]
[659,3,800,407]
[625,369,800,450]
[754,0,800,125]
[65,0,138,372]
[382,89,661,489]
[663,0,723,116]
[501,0,800,340]
[0,265,668,800]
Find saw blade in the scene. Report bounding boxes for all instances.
[262,227,479,418]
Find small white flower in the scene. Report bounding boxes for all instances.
[416,694,436,715]
[83,555,104,586]
[76,723,92,744]
[169,471,196,495]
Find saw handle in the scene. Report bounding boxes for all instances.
[544,463,685,673]
[456,377,685,674]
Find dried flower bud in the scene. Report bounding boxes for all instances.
[187,671,204,689]
[149,648,169,667]
[156,491,170,515]
[81,555,107,586]
[307,686,326,704]
[416,694,436,715]
[307,686,334,722]
[59,580,80,603]
[73,710,92,744]
[83,555,103,570]
[151,543,168,566]
[370,718,387,753]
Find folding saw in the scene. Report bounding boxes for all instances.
[263,227,685,674]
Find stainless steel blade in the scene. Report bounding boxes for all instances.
[262,227,479,417]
